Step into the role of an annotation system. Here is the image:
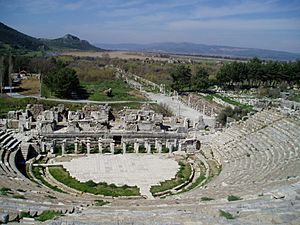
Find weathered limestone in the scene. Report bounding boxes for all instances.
[74,138,79,154]
[61,139,66,155]
[156,140,162,153]
[122,141,126,154]
[134,141,139,154]
[86,138,91,154]
[110,141,115,154]
[98,138,103,154]
[145,140,151,154]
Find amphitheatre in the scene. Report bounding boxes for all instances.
[0,65,300,224]
[0,23,299,224]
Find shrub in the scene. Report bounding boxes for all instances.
[95,200,110,206]
[201,197,214,201]
[227,195,242,201]
[219,210,235,219]
[36,210,61,222]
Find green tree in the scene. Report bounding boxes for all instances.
[192,66,210,90]
[43,67,79,98]
[170,65,192,91]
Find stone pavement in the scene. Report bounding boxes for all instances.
[60,154,179,199]
[146,92,214,126]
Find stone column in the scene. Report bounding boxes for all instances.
[156,140,162,154]
[169,144,173,154]
[110,141,115,154]
[155,138,158,150]
[98,138,103,154]
[202,104,206,115]
[122,141,126,154]
[61,139,66,155]
[134,141,139,154]
[74,138,78,154]
[86,138,91,154]
[178,142,182,151]
[145,140,151,154]
[51,140,56,154]
[174,139,178,151]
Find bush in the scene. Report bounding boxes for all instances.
[227,195,242,201]
[36,210,61,222]
[201,197,214,201]
[219,210,235,219]
[95,200,110,206]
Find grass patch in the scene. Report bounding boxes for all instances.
[227,195,242,201]
[213,93,253,110]
[19,211,33,219]
[150,161,191,194]
[82,80,145,101]
[36,210,61,222]
[95,199,110,206]
[31,166,65,193]
[0,187,12,195]
[219,210,235,219]
[201,197,214,201]
[49,166,140,197]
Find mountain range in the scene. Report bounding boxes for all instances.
[1,22,299,60]
[96,42,300,61]
[0,22,103,53]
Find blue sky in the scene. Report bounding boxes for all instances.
[0,0,300,53]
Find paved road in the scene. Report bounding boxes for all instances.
[146,92,214,126]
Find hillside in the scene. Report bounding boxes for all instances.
[97,42,300,61]
[0,22,47,53]
[42,34,102,51]
[0,22,103,53]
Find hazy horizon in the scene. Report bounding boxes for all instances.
[1,0,300,53]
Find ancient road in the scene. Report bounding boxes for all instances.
[146,92,215,126]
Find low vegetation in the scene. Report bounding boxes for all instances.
[227,195,242,201]
[0,187,12,195]
[94,199,110,206]
[31,166,65,193]
[219,210,235,219]
[217,106,251,126]
[201,197,214,201]
[82,80,145,101]
[49,166,140,197]
[35,210,62,222]
[150,161,192,194]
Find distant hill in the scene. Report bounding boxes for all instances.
[96,42,300,61]
[0,22,47,52]
[41,34,103,51]
[0,22,103,53]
